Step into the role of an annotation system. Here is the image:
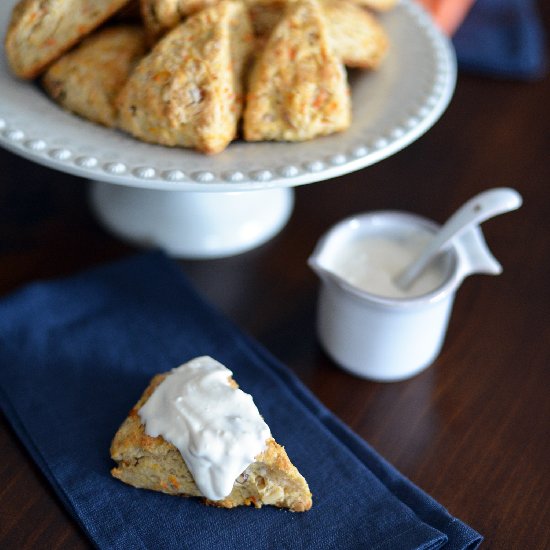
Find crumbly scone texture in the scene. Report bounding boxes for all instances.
[140,0,221,41]
[323,0,388,69]
[243,0,351,142]
[110,372,313,512]
[42,25,147,127]
[117,0,254,154]
[4,0,132,79]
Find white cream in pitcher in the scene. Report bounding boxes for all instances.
[327,231,446,298]
[138,356,271,501]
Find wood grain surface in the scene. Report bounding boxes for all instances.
[1,7,549,549]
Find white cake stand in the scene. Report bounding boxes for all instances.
[0,0,456,258]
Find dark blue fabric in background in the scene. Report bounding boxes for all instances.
[453,0,547,80]
[0,252,482,550]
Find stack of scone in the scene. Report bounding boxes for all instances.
[5,0,395,154]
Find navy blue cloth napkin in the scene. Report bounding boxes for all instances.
[453,0,547,80]
[0,252,482,550]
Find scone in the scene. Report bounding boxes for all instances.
[140,0,221,41]
[243,0,351,142]
[246,0,387,68]
[139,0,290,42]
[117,0,254,154]
[324,0,388,69]
[110,357,312,511]
[42,26,147,127]
[4,0,133,79]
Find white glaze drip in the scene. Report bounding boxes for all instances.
[138,356,271,501]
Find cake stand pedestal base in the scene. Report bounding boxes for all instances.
[89,181,294,259]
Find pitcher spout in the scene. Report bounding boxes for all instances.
[307,254,325,279]
[308,252,337,286]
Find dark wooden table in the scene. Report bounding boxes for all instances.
[1,17,549,550]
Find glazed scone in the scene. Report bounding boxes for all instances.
[117,0,253,154]
[42,26,147,127]
[323,0,388,69]
[4,0,133,79]
[243,0,351,142]
[140,0,221,41]
[110,362,312,511]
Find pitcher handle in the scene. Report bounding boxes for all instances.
[455,225,502,280]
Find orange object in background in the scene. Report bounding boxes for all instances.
[417,0,476,35]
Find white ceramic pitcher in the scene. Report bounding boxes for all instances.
[308,211,503,382]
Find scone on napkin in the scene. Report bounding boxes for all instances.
[111,356,313,511]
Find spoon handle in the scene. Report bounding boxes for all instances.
[395,187,522,290]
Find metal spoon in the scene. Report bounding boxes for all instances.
[394,187,523,290]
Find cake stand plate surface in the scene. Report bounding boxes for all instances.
[0,0,456,258]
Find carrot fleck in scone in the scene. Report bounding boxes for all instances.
[323,0,388,69]
[4,0,133,79]
[243,0,351,142]
[42,25,147,128]
[110,356,312,511]
[117,0,254,154]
